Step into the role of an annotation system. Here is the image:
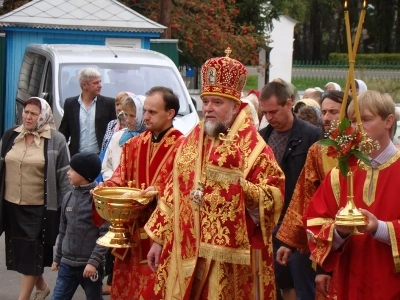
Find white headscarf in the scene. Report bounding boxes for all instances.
[355,79,368,95]
[132,95,145,132]
[122,92,145,132]
[324,82,342,91]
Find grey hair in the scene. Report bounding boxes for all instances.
[78,68,101,85]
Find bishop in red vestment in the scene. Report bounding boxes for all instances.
[144,50,284,299]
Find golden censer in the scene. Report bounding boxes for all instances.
[92,184,157,248]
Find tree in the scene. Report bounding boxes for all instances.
[234,0,278,33]
[120,0,272,66]
[1,0,30,14]
[2,0,274,66]
[271,0,400,60]
[159,0,172,39]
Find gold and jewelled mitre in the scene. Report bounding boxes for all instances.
[200,47,248,102]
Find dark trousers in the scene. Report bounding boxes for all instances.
[273,225,316,300]
[104,248,114,285]
[52,263,103,300]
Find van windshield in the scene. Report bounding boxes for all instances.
[59,64,189,114]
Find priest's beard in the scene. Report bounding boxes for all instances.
[204,109,234,138]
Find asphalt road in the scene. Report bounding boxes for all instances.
[0,235,110,300]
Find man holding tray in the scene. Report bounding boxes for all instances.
[103,86,184,300]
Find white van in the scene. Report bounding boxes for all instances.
[15,44,199,135]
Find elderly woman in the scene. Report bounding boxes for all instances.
[0,97,70,300]
[100,94,145,294]
[100,91,135,152]
[101,95,145,181]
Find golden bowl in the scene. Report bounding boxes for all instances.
[92,187,155,248]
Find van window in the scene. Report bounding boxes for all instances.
[15,51,46,124]
[18,51,46,97]
[59,64,189,114]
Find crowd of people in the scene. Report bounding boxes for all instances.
[0,51,399,300]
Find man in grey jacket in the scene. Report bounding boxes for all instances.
[52,153,109,300]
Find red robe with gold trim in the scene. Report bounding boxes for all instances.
[144,104,284,299]
[277,143,337,300]
[304,151,400,300]
[105,128,183,300]
[277,143,336,250]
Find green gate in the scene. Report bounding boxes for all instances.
[150,39,179,67]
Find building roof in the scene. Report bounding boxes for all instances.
[0,0,166,33]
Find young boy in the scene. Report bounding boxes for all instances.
[51,153,109,300]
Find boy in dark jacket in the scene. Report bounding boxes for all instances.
[51,153,109,300]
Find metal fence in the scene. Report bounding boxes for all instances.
[178,63,400,92]
[179,65,201,92]
[292,61,400,80]
[293,60,400,70]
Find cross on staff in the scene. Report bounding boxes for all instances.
[224,47,232,57]
[339,0,367,132]
[333,0,369,228]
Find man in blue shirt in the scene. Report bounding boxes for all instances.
[59,68,116,156]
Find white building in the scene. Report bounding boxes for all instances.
[258,15,298,89]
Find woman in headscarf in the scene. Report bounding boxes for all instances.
[0,97,71,300]
[293,98,324,133]
[355,79,368,95]
[324,82,342,91]
[100,91,135,152]
[101,95,145,181]
[293,98,321,114]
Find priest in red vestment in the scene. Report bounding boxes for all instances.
[276,91,346,299]
[144,49,285,299]
[304,91,400,300]
[104,86,184,299]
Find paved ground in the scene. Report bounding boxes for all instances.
[0,235,110,300]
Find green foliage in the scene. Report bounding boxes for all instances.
[337,156,351,177]
[273,0,400,60]
[244,75,258,92]
[318,139,338,147]
[292,78,347,91]
[246,75,400,104]
[338,117,350,132]
[353,149,371,166]
[118,0,271,67]
[269,0,310,23]
[234,0,278,34]
[1,0,30,13]
[364,78,400,103]
[317,117,372,177]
